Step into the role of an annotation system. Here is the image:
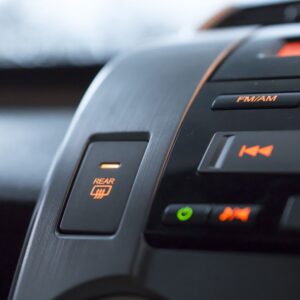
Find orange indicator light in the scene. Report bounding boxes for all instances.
[100,163,121,169]
[239,145,274,158]
[219,207,251,223]
[277,41,300,57]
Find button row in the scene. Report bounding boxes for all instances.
[162,204,262,227]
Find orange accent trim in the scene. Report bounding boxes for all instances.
[151,29,255,208]
[200,7,236,30]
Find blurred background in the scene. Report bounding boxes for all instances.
[0,0,273,68]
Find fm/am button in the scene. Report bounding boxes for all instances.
[211,93,300,110]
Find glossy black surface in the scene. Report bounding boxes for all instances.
[146,79,300,251]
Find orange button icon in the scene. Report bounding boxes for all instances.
[238,144,274,158]
[90,177,116,200]
[219,206,251,223]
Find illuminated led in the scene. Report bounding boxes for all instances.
[100,163,121,169]
[238,145,274,158]
[277,41,300,57]
[176,207,193,222]
[219,206,251,223]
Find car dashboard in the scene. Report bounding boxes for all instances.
[6,1,300,300]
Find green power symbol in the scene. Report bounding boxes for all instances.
[176,206,193,222]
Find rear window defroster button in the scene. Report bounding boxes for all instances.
[60,141,147,234]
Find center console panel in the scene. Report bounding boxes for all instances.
[10,24,300,300]
[146,78,300,252]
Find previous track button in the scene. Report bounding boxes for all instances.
[198,131,300,174]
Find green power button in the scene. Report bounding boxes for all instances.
[176,206,193,222]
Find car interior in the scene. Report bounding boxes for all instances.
[4,0,300,299]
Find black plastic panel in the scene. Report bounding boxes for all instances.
[213,24,300,80]
[146,78,300,251]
